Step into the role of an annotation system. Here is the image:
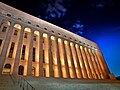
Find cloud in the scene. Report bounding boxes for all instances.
[45,0,67,19]
[64,19,85,35]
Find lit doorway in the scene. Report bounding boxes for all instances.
[2,64,11,74]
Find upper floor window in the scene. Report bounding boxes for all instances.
[33,36,36,41]
[8,42,15,58]
[14,30,18,36]
[24,33,27,38]
[2,26,7,32]
[33,48,36,62]
[43,50,45,63]
[0,39,2,47]
[21,45,26,60]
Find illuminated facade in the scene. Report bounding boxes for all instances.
[0,2,110,79]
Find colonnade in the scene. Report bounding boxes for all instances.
[0,18,110,79]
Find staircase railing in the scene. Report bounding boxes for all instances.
[10,74,36,90]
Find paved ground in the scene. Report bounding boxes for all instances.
[25,76,120,90]
[0,75,20,90]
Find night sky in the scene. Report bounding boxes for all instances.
[1,0,120,77]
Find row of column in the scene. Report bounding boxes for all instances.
[0,19,109,79]
[40,33,108,79]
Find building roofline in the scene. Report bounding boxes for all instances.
[0,2,98,48]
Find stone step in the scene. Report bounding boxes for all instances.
[0,86,21,90]
[24,76,120,90]
[0,75,20,90]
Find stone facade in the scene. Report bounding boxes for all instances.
[0,2,110,79]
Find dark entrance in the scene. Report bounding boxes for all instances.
[18,66,24,75]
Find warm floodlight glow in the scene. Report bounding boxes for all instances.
[58,38,61,42]
[34,31,39,35]
[68,60,72,67]
[64,40,67,44]
[51,36,55,40]
[75,44,78,48]
[43,33,47,38]
[80,46,83,49]
[36,54,39,62]
[75,62,77,68]
[14,24,21,29]
[0,2,111,80]
[24,27,31,32]
[7,21,10,26]
[88,49,90,51]
[80,63,82,68]
[61,59,65,65]
[70,42,73,46]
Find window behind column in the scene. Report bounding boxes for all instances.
[2,26,7,32]
[33,31,39,41]
[24,33,27,38]
[43,50,45,63]
[33,35,36,41]
[13,24,21,36]
[21,45,26,60]
[8,42,15,58]
[0,21,10,33]
[33,47,36,62]
[24,27,31,39]
[14,30,18,36]
[18,65,24,75]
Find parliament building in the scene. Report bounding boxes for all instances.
[0,2,111,79]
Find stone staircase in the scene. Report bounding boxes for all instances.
[0,74,20,90]
[0,75,120,90]
[0,74,36,90]
[25,76,120,90]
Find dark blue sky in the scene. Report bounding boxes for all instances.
[1,0,120,77]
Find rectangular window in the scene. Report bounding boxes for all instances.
[0,39,2,47]
[24,33,27,38]
[21,45,26,60]
[14,30,18,36]
[33,36,36,41]
[2,26,7,32]
[8,42,15,58]
[43,50,45,63]
[33,47,36,62]
[43,38,44,43]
